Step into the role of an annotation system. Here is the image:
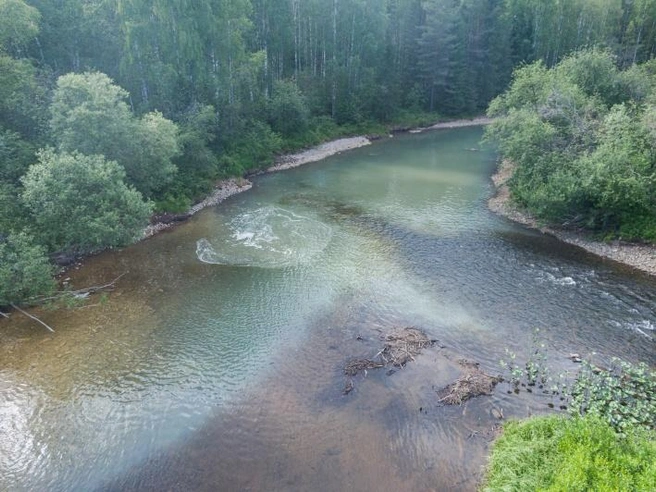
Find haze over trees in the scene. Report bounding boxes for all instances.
[2,0,656,304]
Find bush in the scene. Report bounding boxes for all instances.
[50,72,180,197]
[229,120,282,171]
[484,416,656,491]
[22,150,152,254]
[486,51,656,241]
[0,232,55,306]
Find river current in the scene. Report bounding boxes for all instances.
[1,127,655,491]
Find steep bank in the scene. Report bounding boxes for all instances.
[489,160,656,276]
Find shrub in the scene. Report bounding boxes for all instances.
[22,150,152,254]
[267,80,310,137]
[0,232,55,306]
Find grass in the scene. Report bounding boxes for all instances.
[483,415,656,491]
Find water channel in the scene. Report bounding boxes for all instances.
[1,127,655,491]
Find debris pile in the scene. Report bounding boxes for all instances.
[343,327,436,394]
[436,360,502,405]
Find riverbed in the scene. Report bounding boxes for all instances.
[1,127,655,491]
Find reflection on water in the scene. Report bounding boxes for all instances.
[1,128,655,491]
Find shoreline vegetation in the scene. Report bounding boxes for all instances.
[484,49,656,277]
[489,159,656,276]
[143,117,493,239]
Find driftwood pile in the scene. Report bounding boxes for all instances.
[436,360,502,405]
[343,327,436,393]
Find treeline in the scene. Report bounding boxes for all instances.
[486,48,656,240]
[3,0,656,305]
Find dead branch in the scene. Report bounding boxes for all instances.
[342,327,436,392]
[0,310,9,318]
[10,303,55,333]
[69,272,128,296]
[32,272,129,304]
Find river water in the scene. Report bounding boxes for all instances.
[1,128,655,491]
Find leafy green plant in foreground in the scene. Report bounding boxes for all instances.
[492,339,656,490]
[500,334,656,433]
[570,358,656,433]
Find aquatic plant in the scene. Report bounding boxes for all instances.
[570,358,656,433]
[500,333,656,433]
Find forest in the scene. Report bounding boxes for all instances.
[3,0,656,305]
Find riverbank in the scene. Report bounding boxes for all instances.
[267,136,371,172]
[143,178,253,239]
[489,159,656,276]
[410,116,493,133]
[144,117,492,238]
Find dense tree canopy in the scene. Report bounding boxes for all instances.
[50,72,180,197]
[486,49,656,239]
[3,0,656,304]
[0,232,54,306]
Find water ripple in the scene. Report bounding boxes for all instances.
[196,206,332,267]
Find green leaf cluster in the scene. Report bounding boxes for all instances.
[570,358,656,433]
[50,72,180,198]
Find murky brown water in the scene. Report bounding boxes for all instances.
[2,128,655,491]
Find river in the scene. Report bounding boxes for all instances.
[1,127,655,491]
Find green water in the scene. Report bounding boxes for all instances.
[1,128,655,491]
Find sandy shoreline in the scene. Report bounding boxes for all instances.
[488,160,656,276]
[409,116,493,133]
[267,136,372,172]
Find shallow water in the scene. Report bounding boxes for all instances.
[1,128,655,491]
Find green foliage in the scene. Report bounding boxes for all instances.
[570,359,656,433]
[501,333,656,434]
[267,80,310,137]
[0,232,55,306]
[21,150,151,254]
[153,193,192,214]
[176,104,220,181]
[0,181,28,232]
[128,110,180,197]
[556,49,622,106]
[49,72,133,154]
[483,416,656,491]
[50,72,180,197]
[0,0,40,55]
[0,54,47,138]
[0,128,36,183]
[224,120,282,173]
[487,50,656,240]
[488,62,553,115]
